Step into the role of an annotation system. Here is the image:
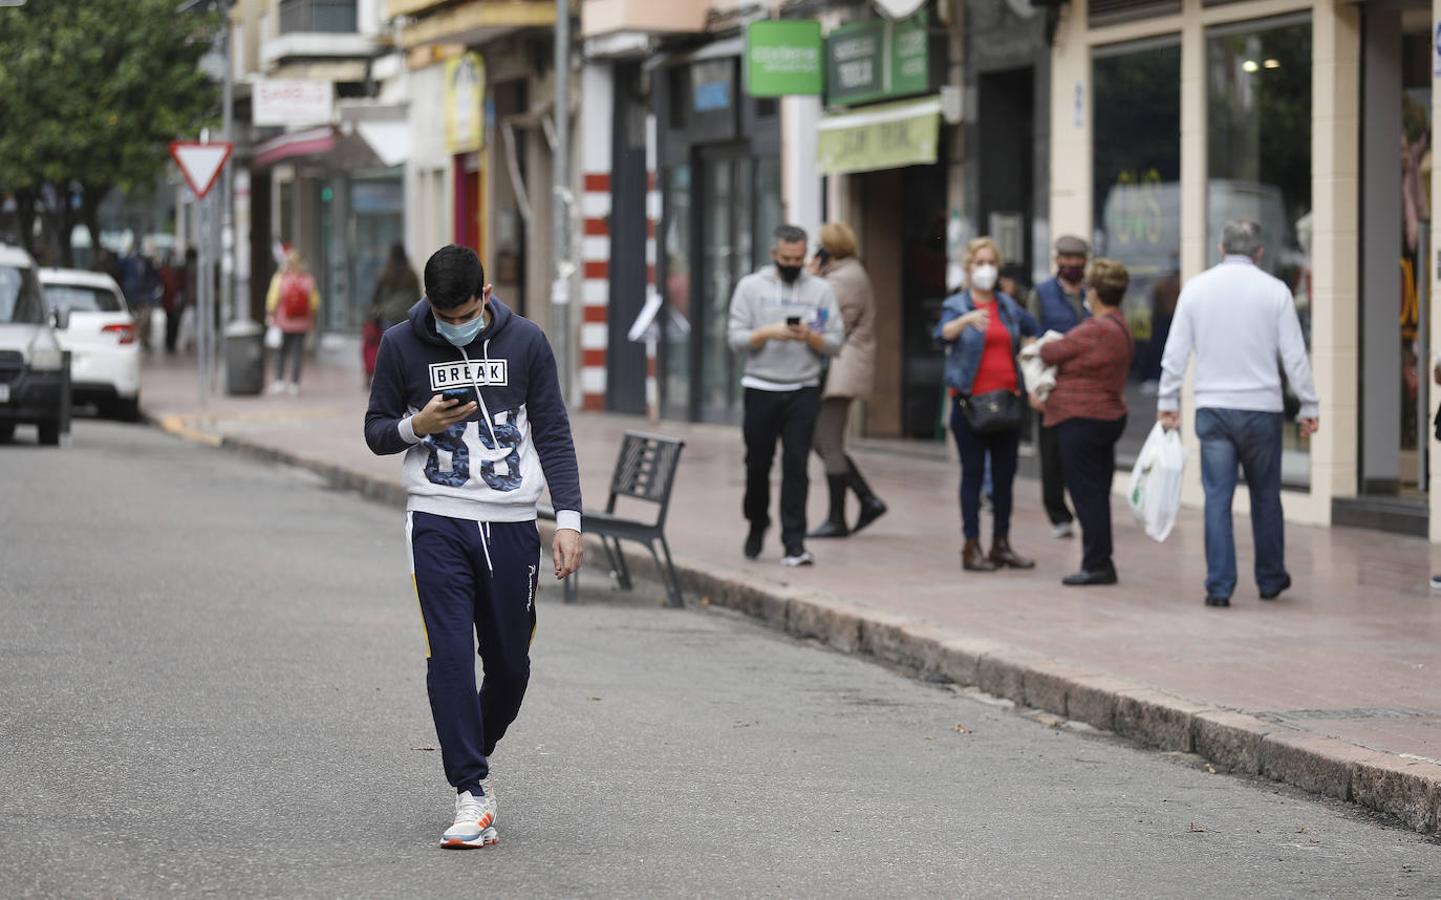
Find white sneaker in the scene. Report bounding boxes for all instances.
[1430,575,1441,591]
[781,550,815,567]
[266,380,286,396]
[440,789,498,849]
[1051,522,1074,539]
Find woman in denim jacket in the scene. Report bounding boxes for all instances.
[934,237,1039,572]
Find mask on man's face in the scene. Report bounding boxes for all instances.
[1058,265,1086,284]
[435,304,485,347]
[776,263,803,284]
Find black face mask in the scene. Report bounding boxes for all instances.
[1057,265,1086,284]
[776,264,802,284]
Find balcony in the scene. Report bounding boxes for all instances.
[394,0,556,49]
[580,0,709,40]
[279,0,359,34]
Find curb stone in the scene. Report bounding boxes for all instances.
[150,414,1441,837]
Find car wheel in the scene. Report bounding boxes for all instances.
[37,421,62,446]
[109,396,142,422]
[0,422,14,444]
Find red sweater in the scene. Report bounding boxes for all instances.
[970,301,1018,395]
[1038,310,1133,426]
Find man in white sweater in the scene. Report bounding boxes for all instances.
[1157,219,1319,608]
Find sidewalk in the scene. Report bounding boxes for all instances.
[141,353,1441,833]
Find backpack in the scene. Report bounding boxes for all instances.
[280,273,311,319]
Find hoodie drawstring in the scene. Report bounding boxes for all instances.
[458,341,501,450]
[478,521,494,575]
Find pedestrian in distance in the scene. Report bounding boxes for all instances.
[1027,235,1092,539]
[807,222,887,539]
[727,223,845,567]
[363,244,584,849]
[265,249,320,396]
[1158,219,1319,607]
[366,242,421,384]
[1035,257,1134,586]
[936,237,1040,573]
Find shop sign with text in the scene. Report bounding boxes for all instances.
[826,12,934,106]
[745,21,824,96]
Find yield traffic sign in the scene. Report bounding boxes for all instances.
[169,141,233,199]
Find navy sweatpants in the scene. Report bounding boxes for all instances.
[407,511,540,796]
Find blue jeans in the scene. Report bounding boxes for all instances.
[1195,408,1288,599]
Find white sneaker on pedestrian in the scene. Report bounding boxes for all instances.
[266,380,286,396]
[781,550,815,567]
[1430,575,1441,591]
[1051,522,1074,539]
[440,789,498,849]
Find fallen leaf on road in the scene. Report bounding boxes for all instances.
[952,723,972,734]
[1187,822,1208,833]
[412,746,436,752]
[1204,763,1216,774]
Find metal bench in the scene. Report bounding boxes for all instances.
[540,431,686,608]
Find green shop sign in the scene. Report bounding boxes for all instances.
[816,95,941,175]
[745,21,823,97]
[826,12,934,106]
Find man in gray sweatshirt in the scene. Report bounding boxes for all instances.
[727,224,845,566]
[1158,219,1319,608]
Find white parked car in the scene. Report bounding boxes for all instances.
[39,267,141,420]
[0,244,69,444]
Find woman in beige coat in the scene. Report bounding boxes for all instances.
[809,223,888,538]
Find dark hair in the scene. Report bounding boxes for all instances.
[773,224,807,246]
[423,245,484,310]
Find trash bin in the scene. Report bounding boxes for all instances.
[224,319,266,396]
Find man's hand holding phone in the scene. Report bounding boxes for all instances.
[412,392,477,436]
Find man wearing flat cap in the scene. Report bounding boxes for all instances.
[1027,235,1092,539]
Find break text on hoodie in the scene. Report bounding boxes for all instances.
[364,297,582,524]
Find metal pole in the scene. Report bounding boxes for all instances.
[196,190,210,405]
[550,0,572,402]
[220,0,235,323]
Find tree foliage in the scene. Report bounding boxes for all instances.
[0,0,220,262]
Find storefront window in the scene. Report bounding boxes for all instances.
[1092,38,1182,464]
[1207,16,1313,487]
[661,165,692,421]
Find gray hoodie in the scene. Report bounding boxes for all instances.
[726,267,844,388]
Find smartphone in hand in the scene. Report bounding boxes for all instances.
[442,387,473,406]
[785,315,802,327]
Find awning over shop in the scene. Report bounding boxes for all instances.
[253,127,335,168]
[816,95,941,176]
[356,121,410,168]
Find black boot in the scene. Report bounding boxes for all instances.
[808,475,850,539]
[845,456,887,534]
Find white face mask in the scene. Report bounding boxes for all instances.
[970,263,999,292]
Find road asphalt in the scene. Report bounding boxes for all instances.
[2,421,1439,898]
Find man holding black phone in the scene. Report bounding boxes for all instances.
[364,245,583,849]
[726,224,845,566]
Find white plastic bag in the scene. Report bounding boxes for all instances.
[264,324,283,350]
[1127,423,1186,542]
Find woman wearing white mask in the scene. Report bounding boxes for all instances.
[934,237,1040,572]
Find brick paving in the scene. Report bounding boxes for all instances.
[141,352,1441,776]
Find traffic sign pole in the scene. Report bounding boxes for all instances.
[171,137,232,403]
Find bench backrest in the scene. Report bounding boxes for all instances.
[607,432,685,526]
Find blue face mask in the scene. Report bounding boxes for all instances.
[436,308,485,347]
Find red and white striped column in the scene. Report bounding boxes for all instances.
[579,171,611,411]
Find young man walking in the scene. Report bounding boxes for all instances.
[364,245,583,848]
[1026,235,1091,538]
[1158,219,1318,607]
[727,224,845,566]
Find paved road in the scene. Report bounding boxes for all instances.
[2,421,1438,898]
